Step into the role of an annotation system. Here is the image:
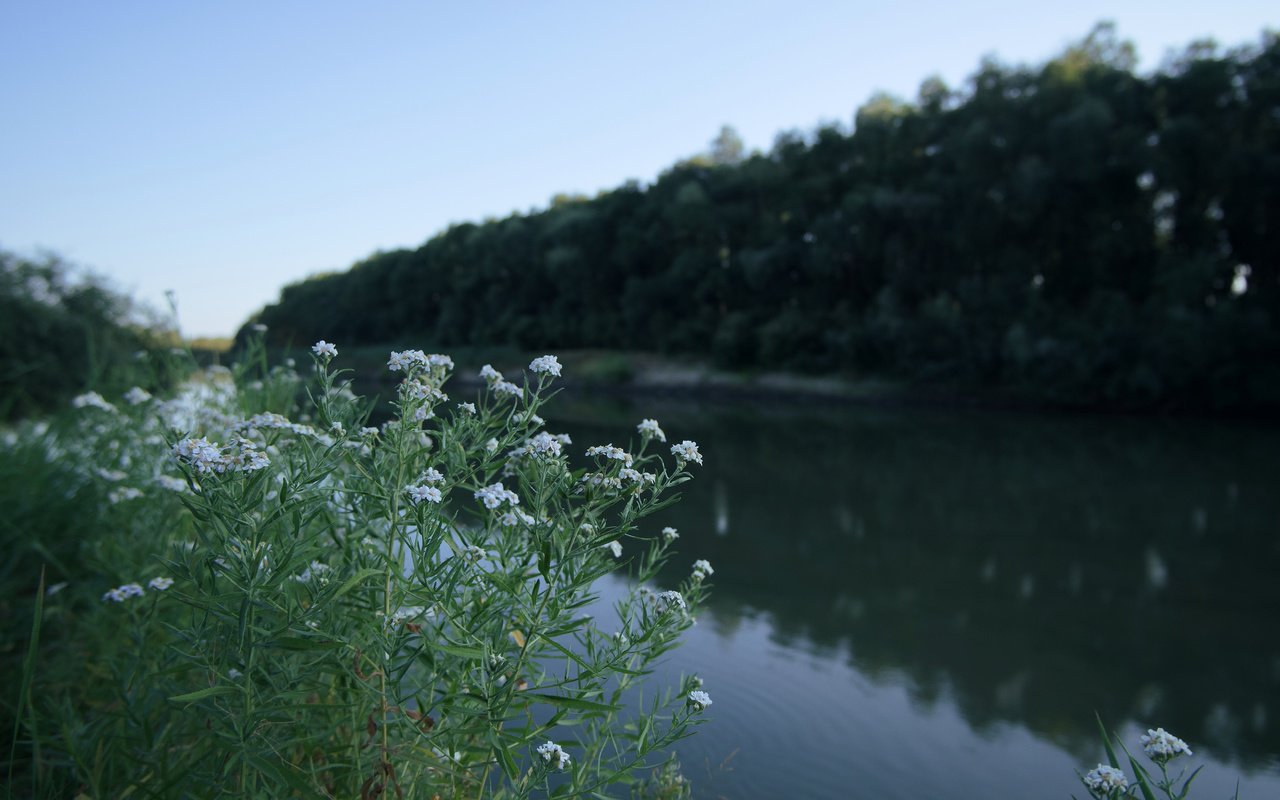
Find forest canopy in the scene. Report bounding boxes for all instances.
[245,25,1280,411]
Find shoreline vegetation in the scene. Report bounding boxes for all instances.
[207,344,1280,419]
[240,25,1280,416]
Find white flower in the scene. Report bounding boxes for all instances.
[1140,728,1192,762]
[492,380,522,399]
[250,323,268,333]
[692,559,713,579]
[427,353,454,370]
[102,582,145,602]
[173,436,227,474]
[227,668,243,679]
[123,386,152,405]
[155,474,188,492]
[387,349,430,372]
[406,484,443,505]
[499,509,536,527]
[457,402,476,415]
[474,482,520,510]
[688,690,712,711]
[662,527,679,542]
[536,741,570,771]
[95,468,127,482]
[1082,765,1128,796]
[586,444,633,465]
[72,391,116,413]
[148,577,174,591]
[108,487,144,504]
[485,438,500,453]
[603,541,622,558]
[294,561,333,583]
[312,340,338,358]
[671,440,703,466]
[655,590,686,613]
[421,467,444,484]
[479,363,503,383]
[527,432,563,458]
[529,355,562,377]
[637,418,666,442]
[462,544,486,562]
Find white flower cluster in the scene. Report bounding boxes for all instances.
[173,436,270,475]
[655,590,686,613]
[670,440,703,466]
[462,544,486,562]
[388,350,453,373]
[637,418,666,442]
[155,474,188,493]
[457,401,477,415]
[480,364,503,383]
[95,467,127,482]
[688,690,713,711]
[108,487,144,504]
[602,541,623,558]
[405,380,448,403]
[618,468,657,488]
[123,386,152,405]
[508,431,570,463]
[1082,765,1128,796]
[1140,728,1192,762]
[475,481,520,510]
[528,354,562,377]
[294,561,332,584]
[692,559,713,580]
[311,340,338,358]
[536,741,571,771]
[72,391,116,413]
[102,577,172,602]
[586,444,633,465]
[234,412,323,440]
[492,380,522,399]
[662,527,679,542]
[405,484,443,505]
[499,509,537,527]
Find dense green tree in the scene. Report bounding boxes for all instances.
[243,26,1280,411]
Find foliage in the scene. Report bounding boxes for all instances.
[244,25,1280,412]
[0,249,178,421]
[3,338,712,798]
[1076,717,1237,800]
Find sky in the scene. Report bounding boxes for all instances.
[2,1,1275,338]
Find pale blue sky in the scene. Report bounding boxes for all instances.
[1,1,1274,337]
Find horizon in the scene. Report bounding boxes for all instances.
[2,1,1275,338]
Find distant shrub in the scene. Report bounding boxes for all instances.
[0,249,175,420]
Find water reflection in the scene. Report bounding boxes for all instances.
[542,395,1280,796]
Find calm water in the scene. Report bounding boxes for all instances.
[538,394,1280,799]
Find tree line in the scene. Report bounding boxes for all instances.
[245,25,1280,411]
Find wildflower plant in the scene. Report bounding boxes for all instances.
[12,335,713,798]
[1076,716,1234,800]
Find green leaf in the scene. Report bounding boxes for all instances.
[529,693,619,712]
[266,636,343,651]
[439,644,486,660]
[492,734,519,781]
[1095,712,1121,770]
[168,685,238,703]
[329,567,380,600]
[1126,752,1157,800]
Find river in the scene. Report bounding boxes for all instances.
[536,393,1280,799]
